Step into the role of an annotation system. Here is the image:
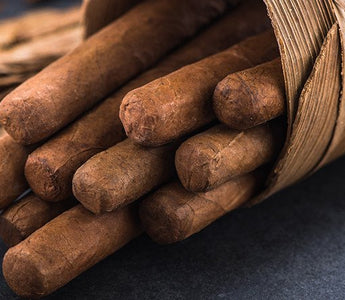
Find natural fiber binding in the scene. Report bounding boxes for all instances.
[255,0,344,203]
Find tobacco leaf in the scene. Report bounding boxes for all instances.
[0,6,80,49]
[265,24,340,196]
[251,0,344,204]
[316,1,345,165]
[0,26,82,75]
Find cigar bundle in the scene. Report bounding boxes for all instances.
[0,0,344,297]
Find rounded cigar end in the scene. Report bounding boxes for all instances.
[175,141,213,192]
[213,74,259,130]
[25,154,63,202]
[3,246,49,298]
[72,164,108,214]
[120,89,165,147]
[0,216,23,247]
[0,96,34,145]
[140,185,192,244]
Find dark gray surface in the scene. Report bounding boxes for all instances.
[2,155,345,299]
[0,0,81,19]
[1,1,345,299]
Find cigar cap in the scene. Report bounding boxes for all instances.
[120,87,169,147]
[25,155,61,202]
[213,58,284,130]
[72,167,111,214]
[140,183,192,244]
[3,248,47,298]
[175,140,214,192]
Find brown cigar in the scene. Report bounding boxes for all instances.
[3,204,141,298]
[120,30,279,147]
[0,0,229,145]
[72,139,177,214]
[213,58,285,130]
[0,194,76,247]
[140,172,261,244]
[0,133,32,209]
[25,0,271,202]
[0,7,80,49]
[82,0,141,37]
[175,123,280,192]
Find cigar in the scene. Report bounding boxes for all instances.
[72,139,177,214]
[140,173,261,244]
[25,0,271,202]
[0,133,32,209]
[0,0,230,145]
[3,204,141,298]
[175,123,280,192]
[120,30,279,147]
[213,58,285,130]
[0,7,80,49]
[0,194,76,247]
[82,0,141,37]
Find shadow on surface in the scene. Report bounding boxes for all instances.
[1,155,345,299]
[0,0,81,20]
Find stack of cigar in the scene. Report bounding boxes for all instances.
[0,0,286,297]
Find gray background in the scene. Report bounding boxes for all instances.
[1,0,345,299]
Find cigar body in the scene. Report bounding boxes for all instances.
[140,173,260,244]
[0,194,76,247]
[3,204,141,298]
[82,0,141,37]
[0,133,31,209]
[72,139,177,214]
[175,124,278,192]
[120,30,279,147]
[25,0,271,202]
[213,58,285,130]
[0,0,228,144]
